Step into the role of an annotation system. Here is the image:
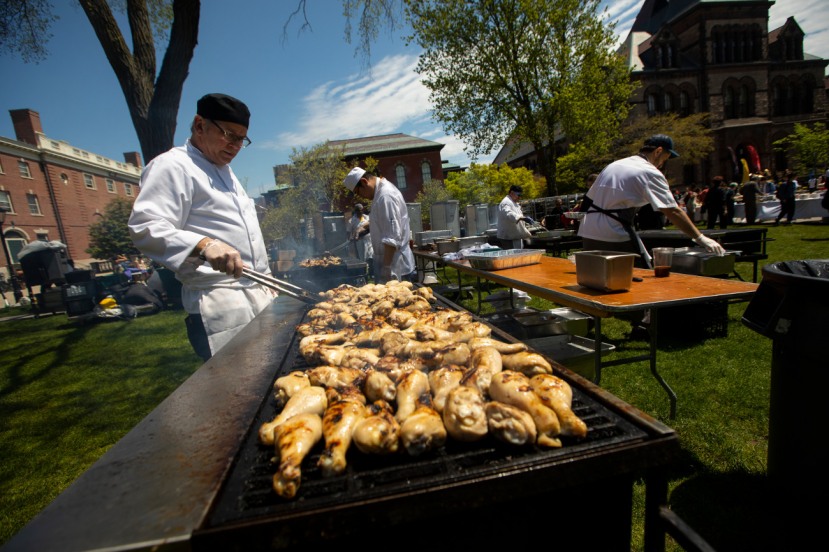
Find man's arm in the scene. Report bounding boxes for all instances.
[660,206,725,255]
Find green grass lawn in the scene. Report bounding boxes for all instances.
[1,220,827,549]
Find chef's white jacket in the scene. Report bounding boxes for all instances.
[369,178,415,279]
[129,140,272,354]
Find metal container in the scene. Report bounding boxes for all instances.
[524,334,616,381]
[670,247,736,276]
[575,251,639,291]
[513,308,591,338]
[435,239,460,255]
[414,229,453,246]
[466,249,544,270]
[533,229,575,239]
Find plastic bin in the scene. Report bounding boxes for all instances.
[741,259,829,549]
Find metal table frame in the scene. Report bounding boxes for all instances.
[414,251,758,418]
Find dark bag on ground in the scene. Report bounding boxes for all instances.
[119,283,164,314]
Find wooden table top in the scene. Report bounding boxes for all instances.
[415,250,758,318]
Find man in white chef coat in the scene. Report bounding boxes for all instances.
[129,93,274,361]
[342,167,416,283]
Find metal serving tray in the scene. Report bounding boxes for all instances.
[671,247,737,276]
[465,249,545,270]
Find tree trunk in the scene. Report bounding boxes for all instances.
[79,0,200,165]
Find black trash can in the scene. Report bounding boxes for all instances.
[741,259,829,547]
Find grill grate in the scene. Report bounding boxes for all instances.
[205,336,648,530]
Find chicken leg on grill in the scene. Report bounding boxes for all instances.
[530,373,587,438]
[395,369,431,423]
[442,385,488,442]
[399,394,447,456]
[272,370,310,409]
[318,386,368,477]
[272,412,323,499]
[485,401,537,446]
[352,400,400,455]
[259,385,328,445]
[489,371,562,448]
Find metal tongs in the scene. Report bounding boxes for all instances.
[241,267,321,304]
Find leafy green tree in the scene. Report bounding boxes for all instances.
[445,163,542,208]
[86,197,140,259]
[405,0,634,196]
[773,122,829,178]
[556,112,714,191]
[260,141,349,246]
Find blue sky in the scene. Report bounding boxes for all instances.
[2,0,827,198]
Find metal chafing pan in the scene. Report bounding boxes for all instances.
[670,247,738,276]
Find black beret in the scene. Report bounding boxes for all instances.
[197,93,250,128]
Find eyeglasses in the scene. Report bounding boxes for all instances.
[207,119,251,148]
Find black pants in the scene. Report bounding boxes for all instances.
[776,199,795,223]
[185,313,211,361]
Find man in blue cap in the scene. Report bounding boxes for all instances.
[577,134,725,338]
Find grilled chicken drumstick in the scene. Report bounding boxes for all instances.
[272,412,323,499]
[400,394,447,456]
[259,385,328,445]
[352,400,400,455]
[318,387,368,477]
[529,374,588,438]
[489,371,562,448]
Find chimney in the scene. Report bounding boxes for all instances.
[10,109,43,146]
[123,151,143,168]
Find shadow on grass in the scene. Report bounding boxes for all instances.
[668,470,775,552]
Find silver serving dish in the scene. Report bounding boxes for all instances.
[671,247,737,276]
[574,250,639,291]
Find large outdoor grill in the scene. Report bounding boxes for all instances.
[2,293,679,552]
[289,258,368,292]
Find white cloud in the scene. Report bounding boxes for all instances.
[266,54,431,150]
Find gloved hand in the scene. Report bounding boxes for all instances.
[199,239,244,278]
[694,234,726,256]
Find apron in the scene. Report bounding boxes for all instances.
[585,204,653,268]
[196,285,274,355]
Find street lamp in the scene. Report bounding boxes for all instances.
[0,206,24,303]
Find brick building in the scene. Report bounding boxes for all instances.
[330,133,446,203]
[497,0,828,188]
[0,109,142,280]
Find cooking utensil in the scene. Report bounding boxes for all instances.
[241,267,320,304]
[327,240,352,255]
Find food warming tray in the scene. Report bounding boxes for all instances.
[465,249,545,270]
[670,247,737,276]
[574,250,639,291]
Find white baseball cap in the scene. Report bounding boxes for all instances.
[343,167,366,192]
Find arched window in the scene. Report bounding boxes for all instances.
[738,85,749,118]
[421,161,432,183]
[647,93,658,116]
[395,164,407,190]
[724,86,735,119]
[680,91,691,116]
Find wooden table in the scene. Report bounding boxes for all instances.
[413,250,758,418]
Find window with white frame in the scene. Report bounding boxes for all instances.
[125,182,134,196]
[0,190,12,212]
[395,164,407,189]
[106,178,116,193]
[0,159,4,174]
[27,193,42,215]
[421,161,432,183]
[84,173,96,189]
[18,160,32,179]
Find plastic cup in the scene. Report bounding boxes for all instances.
[652,247,673,277]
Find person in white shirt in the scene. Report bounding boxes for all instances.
[346,203,373,261]
[496,185,534,249]
[342,167,416,283]
[129,93,274,361]
[578,134,725,267]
